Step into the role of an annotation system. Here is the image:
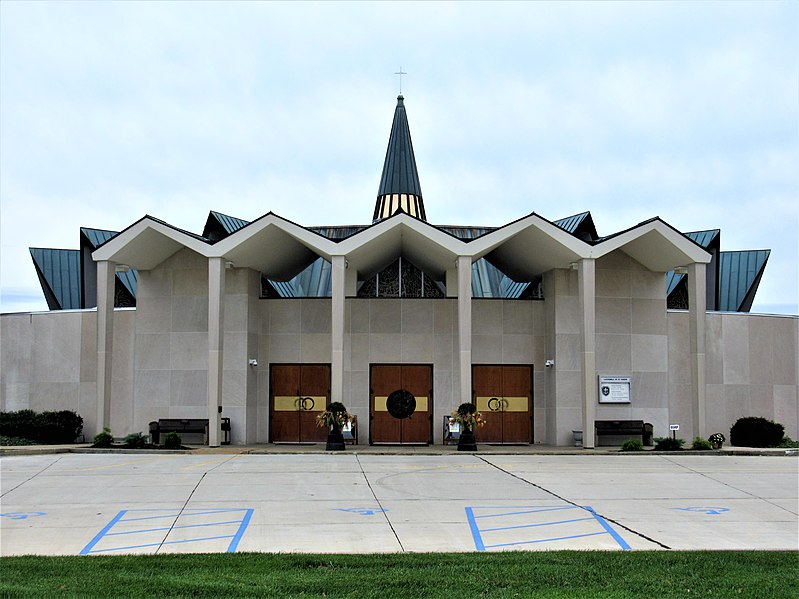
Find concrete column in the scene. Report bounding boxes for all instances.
[446,268,458,298]
[207,257,225,447]
[96,260,115,432]
[457,256,472,406]
[688,262,707,439]
[578,259,597,449]
[331,255,346,404]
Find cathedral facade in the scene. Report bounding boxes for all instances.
[3,96,797,446]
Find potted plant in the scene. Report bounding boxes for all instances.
[450,403,486,452]
[708,432,725,450]
[317,402,351,451]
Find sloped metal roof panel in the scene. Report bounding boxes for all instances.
[29,248,82,310]
[553,212,590,234]
[685,229,720,249]
[81,227,118,249]
[377,95,422,199]
[210,211,250,235]
[718,250,770,312]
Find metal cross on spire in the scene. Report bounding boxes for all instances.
[395,67,407,94]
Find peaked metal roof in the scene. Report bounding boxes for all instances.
[685,229,720,249]
[206,211,250,236]
[718,250,770,312]
[29,248,81,310]
[374,95,425,222]
[80,228,138,298]
[81,227,118,249]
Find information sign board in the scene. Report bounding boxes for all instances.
[598,376,632,404]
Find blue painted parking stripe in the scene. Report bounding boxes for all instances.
[485,531,605,549]
[473,506,575,519]
[584,506,631,550]
[105,520,243,536]
[84,535,236,554]
[465,507,485,551]
[80,510,127,555]
[481,516,594,533]
[228,508,253,553]
[121,508,245,522]
[81,508,254,555]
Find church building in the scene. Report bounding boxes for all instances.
[3,95,797,447]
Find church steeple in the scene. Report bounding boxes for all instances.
[373,95,426,223]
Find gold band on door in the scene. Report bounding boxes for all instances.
[273,396,327,412]
[374,396,429,412]
[476,397,528,412]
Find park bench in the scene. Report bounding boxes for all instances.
[149,418,231,445]
[595,420,653,446]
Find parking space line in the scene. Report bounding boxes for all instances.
[466,505,631,551]
[80,508,253,555]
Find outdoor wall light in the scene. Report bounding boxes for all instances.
[545,359,555,368]
[225,260,235,269]
[114,264,130,273]
[248,359,258,367]
[673,266,689,275]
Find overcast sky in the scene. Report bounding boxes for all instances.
[1,1,796,314]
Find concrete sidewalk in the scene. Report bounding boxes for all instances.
[1,452,796,556]
[2,442,796,457]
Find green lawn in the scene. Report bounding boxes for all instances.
[1,551,797,598]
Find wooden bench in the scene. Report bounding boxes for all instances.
[149,418,231,445]
[595,420,647,446]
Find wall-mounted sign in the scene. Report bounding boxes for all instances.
[598,376,631,404]
[669,424,680,431]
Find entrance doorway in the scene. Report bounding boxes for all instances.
[270,364,330,443]
[370,364,432,444]
[472,365,533,444]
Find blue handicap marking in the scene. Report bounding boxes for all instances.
[334,507,387,516]
[0,512,46,520]
[674,507,730,515]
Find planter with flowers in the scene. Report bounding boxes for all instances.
[450,402,486,452]
[708,432,725,450]
[317,402,351,451]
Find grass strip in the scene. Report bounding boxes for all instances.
[1,551,797,598]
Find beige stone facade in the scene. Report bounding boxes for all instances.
[3,245,796,446]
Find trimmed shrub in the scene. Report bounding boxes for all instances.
[124,432,147,449]
[777,436,799,449]
[164,431,182,449]
[0,410,39,440]
[692,437,713,450]
[0,410,83,444]
[729,417,784,448]
[93,428,114,448]
[621,438,643,452]
[0,435,37,446]
[654,437,685,451]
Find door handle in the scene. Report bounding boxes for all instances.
[300,397,315,411]
[488,397,501,412]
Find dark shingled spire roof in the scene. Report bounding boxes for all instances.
[373,95,426,222]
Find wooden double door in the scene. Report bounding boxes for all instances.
[473,365,533,444]
[370,364,432,444]
[270,364,329,443]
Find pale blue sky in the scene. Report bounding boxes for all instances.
[1,1,796,314]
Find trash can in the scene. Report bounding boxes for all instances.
[643,422,653,446]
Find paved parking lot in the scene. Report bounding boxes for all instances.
[1,453,796,555]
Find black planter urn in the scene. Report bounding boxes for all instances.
[326,425,346,451]
[457,428,477,451]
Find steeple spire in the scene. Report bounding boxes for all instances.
[373,95,426,223]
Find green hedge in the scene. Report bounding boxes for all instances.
[730,417,784,447]
[0,410,83,444]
